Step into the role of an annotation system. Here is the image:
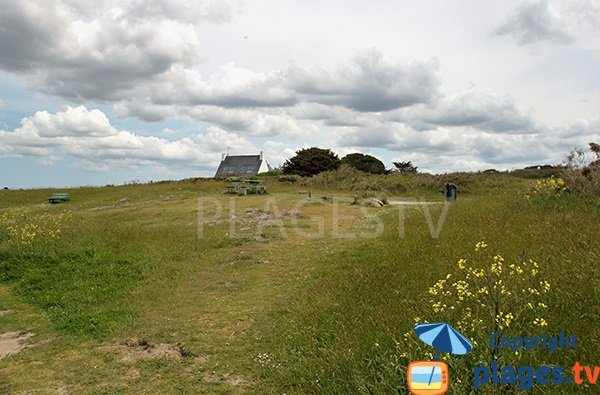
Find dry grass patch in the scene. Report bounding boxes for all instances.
[0,332,34,359]
[100,338,194,363]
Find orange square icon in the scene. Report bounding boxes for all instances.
[407,361,449,395]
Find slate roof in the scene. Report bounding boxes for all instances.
[214,155,268,177]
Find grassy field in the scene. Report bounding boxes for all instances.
[0,174,598,394]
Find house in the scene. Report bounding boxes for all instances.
[214,151,272,178]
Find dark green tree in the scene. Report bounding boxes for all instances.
[282,147,341,177]
[393,161,418,173]
[342,153,386,174]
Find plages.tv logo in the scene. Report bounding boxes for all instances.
[407,322,473,395]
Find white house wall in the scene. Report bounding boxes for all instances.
[258,160,270,174]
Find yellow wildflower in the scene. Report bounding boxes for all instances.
[475,241,488,251]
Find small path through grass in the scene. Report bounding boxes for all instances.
[1,189,383,393]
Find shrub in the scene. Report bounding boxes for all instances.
[562,143,600,198]
[342,153,386,174]
[306,164,383,191]
[282,147,341,177]
[526,175,568,202]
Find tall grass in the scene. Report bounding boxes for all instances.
[0,175,598,393]
[249,192,600,394]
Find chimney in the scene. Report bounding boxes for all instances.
[221,153,226,161]
[259,150,264,161]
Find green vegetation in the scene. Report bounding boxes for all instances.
[393,160,418,173]
[0,172,598,394]
[282,147,341,176]
[342,153,386,174]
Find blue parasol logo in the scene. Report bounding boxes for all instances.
[407,322,473,394]
[415,322,473,357]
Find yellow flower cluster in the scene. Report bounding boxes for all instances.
[495,312,515,330]
[0,208,72,247]
[475,241,488,251]
[527,175,568,200]
[491,254,504,275]
[425,241,551,341]
[537,176,567,192]
[533,318,548,327]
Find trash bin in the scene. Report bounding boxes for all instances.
[445,183,458,201]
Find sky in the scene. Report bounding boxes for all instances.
[0,0,598,188]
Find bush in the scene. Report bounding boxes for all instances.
[282,147,341,177]
[305,164,382,191]
[562,143,600,198]
[511,167,564,179]
[342,153,386,174]
[525,175,568,204]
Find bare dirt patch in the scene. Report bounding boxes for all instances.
[206,208,302,231]
[0,331,34,359]
[0,310,11,316]
[55,382,69,395]
[202,371,252,387]
[101,338,193,363]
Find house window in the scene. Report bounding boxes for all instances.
[241,166,255,174]
[223,166,236,174]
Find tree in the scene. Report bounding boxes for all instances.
[393,161,418,173]
[589,142,600,168]
[281,147,341,177]
[341,153,386,174]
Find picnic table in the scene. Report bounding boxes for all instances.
[224,179,266,195]
[48,193,71,204]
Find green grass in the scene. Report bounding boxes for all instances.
[0,176,598,394]
[249,194,600,394]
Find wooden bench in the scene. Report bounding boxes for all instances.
[48,193,71,204]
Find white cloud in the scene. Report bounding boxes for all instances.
[262,140,297,167]
[494,0,599,46]
[553,117,599,138]
[0,0,219,100]
[330,117,598,172]
[494,0,572,45]
[0,4,442,118]
[0,1,597,183]
[191,125,255,153]
[290,103,378,127]
[109,50,440,134]
[250,113,319,138]
[0,106,255,171]
[153,64,296,108]
[129,0,232,24]
[386,89,537,133]
[285,50,439,112]
[1,104,595,176]
[21,106,116,137]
